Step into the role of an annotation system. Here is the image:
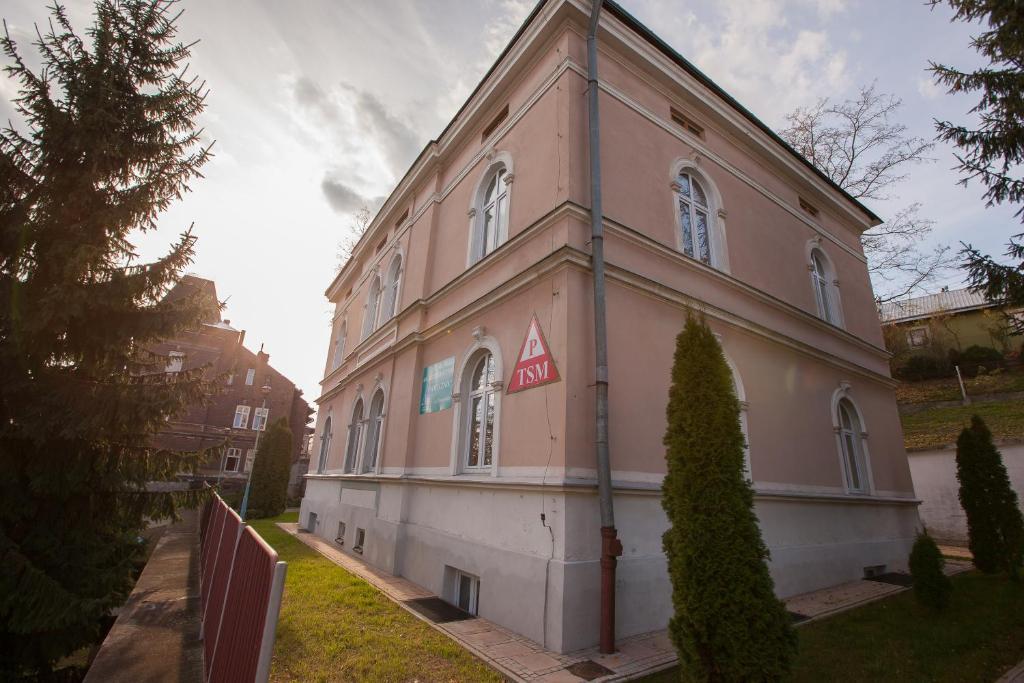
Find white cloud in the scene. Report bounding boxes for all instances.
[917,75,943,100]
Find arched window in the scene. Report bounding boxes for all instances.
[343,399,364,473]
[317,416,332,474]
[362,276,382,339]
[463,352,498,470]
[809,247,842,326]
[675,171,713,264]
[832,392,871,494]
[332,321,346,369]
[380,255,402,323]
[470,164,510,264]
[361,389,386,473]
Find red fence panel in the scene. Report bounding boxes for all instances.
[202,505,242,665]
[200,500,227,608]
[207,527,285,683]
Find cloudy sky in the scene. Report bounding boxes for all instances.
[2,0,1018,404]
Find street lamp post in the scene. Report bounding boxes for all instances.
[239,383,272,521]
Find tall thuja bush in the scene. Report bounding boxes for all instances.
[662,315,796,681]
[0,1,215,676]
[956,415,1024,577]
[246,418,294,519]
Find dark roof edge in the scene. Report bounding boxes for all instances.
[600,0,881,224]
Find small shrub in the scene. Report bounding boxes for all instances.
[909,532,952,610]
[894,354,952,381]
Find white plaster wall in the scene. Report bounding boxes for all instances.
[302,478,920,653]
[908,443,1024,544]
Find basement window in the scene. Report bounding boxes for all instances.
[863,564,887,579]
[306,512,318,533]
[455,570,480,615]
[336,521,346,546]
[670,107,704,138]
[481,104,509,142]
[799,197,820,217]
[353,528,365,554]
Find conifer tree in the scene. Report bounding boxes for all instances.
[909,532,952,610]
[955,415,1024,577]
[245,418,294,519]
[662,315,796,682]
[930,0,1024,330]
[0,1,214,675]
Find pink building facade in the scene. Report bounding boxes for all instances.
[301,0,919,653]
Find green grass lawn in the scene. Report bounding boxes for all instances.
[901,399,1024,450]
[639,572,1024,682]
[247,512,502,683]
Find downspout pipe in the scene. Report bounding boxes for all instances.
[587,0,622,655]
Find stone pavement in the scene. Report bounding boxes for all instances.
[281,524,973,682]
[86,511,203,683]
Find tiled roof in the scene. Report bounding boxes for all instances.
[879,287,991,323]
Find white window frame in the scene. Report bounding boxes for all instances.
[807,242,844,327]
[317,415,333,474]
[343,399,364,474]
[466,153,514,267]
[450,333,504,476]
[224,447,242,472]
[721,350,752,481]
[245,368,256,386]
[362,275,382,340]
[831,384,874,494]
[232,405,251,429]
[360,388,386,474]
[252,406,269,432]
[669,161,729,272]
[332,321,347,369]
[166,351,184,374]
[907,326,930,348]
[454,570,480,615]
[380,254,403,325]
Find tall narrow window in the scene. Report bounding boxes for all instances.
[317,416,332,474]
[252,406,269,431]
[676,171,712,264]
[837,398,868,493]
[465,352,497,470]
[332,321,347,369]
[362,389,385,473]
[233,405,251,429]
[810,248,840,325]
[245,368,255,385]
[224,447,242,472]
[381,256,402,323]
[362,276,382,339]
[343,400,364,473]
[243,449,256,473]
[472,166,510,263]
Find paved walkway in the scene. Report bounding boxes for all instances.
[280,524,973,682]
[87,511,203,683]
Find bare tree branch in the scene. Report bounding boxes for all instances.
[781,83,949,300]
[335,205,372,271]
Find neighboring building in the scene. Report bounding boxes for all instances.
[153,276,312,487]
[302,0,918,653]
[879,286,1023,361]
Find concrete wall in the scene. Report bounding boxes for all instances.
[907,443,1024,544]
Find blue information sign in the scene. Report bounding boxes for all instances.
[419,356,455,414]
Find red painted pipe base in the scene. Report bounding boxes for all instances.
[599,526,623,654]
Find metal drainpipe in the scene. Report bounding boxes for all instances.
[587,0,622,655]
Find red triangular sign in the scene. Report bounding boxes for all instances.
[507,315,560,394]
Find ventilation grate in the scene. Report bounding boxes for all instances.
[404,597,474,624]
